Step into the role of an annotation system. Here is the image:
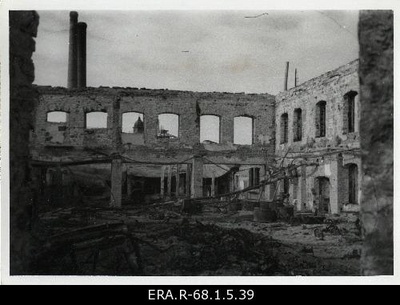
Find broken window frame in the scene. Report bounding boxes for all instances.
[293,108,302,142]
[46,111,69,124]
[200,114,221,143]
[233,115,254,145]
[85,111,108,129]
[280,113,289,144]
[157,113,180,139]
[343,91,357,134]
[316,101,326,138]
[122,111,144,134]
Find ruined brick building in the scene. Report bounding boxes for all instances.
[29,12,361,215]
[10,9,393,277]
[274,59,360,214]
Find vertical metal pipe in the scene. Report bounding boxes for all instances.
[67,11,78,89]
[284,61,289,91]
[77,22,87,88]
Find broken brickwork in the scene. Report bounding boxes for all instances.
[32,87,275,150]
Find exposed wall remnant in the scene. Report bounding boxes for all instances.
[275,60,360,153]
[31,86,276,208]
[359,10,393,275]
[32,87,276,153]
[9,10,40,274]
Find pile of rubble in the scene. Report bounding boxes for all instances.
[29,203,362,276]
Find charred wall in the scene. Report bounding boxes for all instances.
[359,10,393,275]
[9,10,40,274]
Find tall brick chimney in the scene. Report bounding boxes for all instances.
[77,22,87,88]
[67,11,78,89]
[67,12,87,88]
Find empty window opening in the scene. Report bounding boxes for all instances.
[344,91,357,134]
[316,101,326,138]
[293,108,302,142]
[234,116,253,145]
[348,164,358,204]
[122,112,144,134]
[269,182,277,200]
[280,113,289,144]
[158,113,179,138]
[203,178,213,197]
[314,177,330,214]
[86,111,108,129]
[249,167,260,187]
[47,111,68,123]
[200,115,220,143]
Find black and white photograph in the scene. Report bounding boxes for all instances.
[1,0,396,285]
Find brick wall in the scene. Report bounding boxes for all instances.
[32,87,276,162]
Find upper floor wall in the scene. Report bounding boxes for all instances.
[275,60,360,154]
[32,86,276,154]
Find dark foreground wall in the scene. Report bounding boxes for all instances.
[9,11,40,274]
[359,10,393,275]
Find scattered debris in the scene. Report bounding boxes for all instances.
[314,227,325,240]
[323,219,342,235]
[30,204,362,276]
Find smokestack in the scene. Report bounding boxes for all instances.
[67,11,78,89]
[284,61,289,91]
[77,22,87,88]
[295,68,298,87]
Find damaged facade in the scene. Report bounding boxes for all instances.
[274,60,361,214]
[31,86,276,207]
[30,12,360,216]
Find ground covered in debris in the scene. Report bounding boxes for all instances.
[31,202,362,276]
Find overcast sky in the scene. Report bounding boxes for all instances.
[32,10,359,95]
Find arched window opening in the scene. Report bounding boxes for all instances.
[47,111,69,123]
[293,108,302,142]
[85,111,108,129]
[316,101,326,138]
[234,116,253,145]
[343,91,358,134]
[122,112,144,134]
[200,115,220,143]
[280,113,289,144]
[158,113,179,138]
